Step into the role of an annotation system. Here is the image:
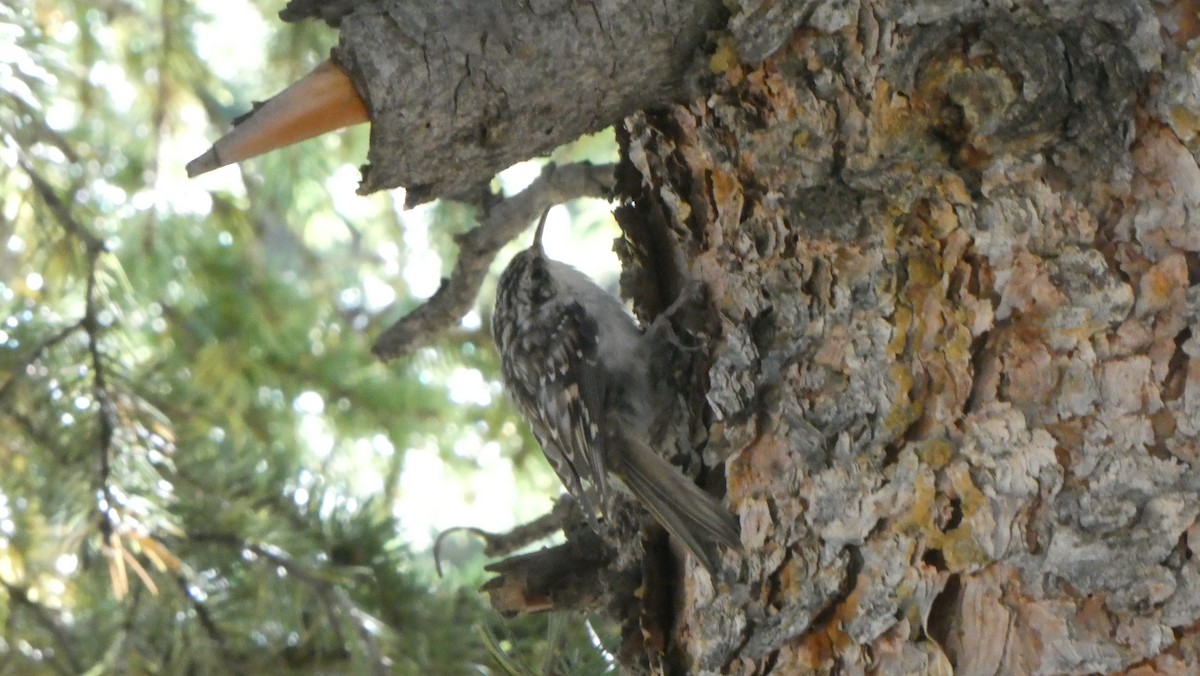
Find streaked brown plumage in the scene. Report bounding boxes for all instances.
[492,214,740,574]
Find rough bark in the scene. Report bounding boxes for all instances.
[296,0,725,204]
[292,0,1200,672]
[609,0,1200,672]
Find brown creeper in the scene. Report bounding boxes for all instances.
[492,211,740,574]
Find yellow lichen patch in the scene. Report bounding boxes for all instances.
[1152,0,1200,48]
[937,465,991,570]
[868,79,941,163]
[871,80,914,135]
[709,35,742,78]
[888,305,913,358]
[1136,252,1188,317]
[709,167,744,232]
[927,198,961,239]
[940,175,973,205]
[896,466,939,536]
[905,248,944,290]
[909,50,1025,166]
[915,437,955,470]
[884,363,923,436]
[1168,104,1200,142]
[745,67,801,122]
[938,524,991,572]
[942,313,977,401]
[792,128,810,150]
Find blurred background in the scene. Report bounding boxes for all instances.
[0,1,624,672]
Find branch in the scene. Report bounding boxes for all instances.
[279,0,370,26]
[327,587,390,676]
[480,540,611,617]
[0,579,83,675]
[84,248,120,539]
[3,410,70,464]
[18,155,103,254]
[16,153,120,539]
[434,495,577,576]
[334,0,723,200]
[371,161,616,360]
[174,574,247,676]
[190,533,389,673]
[0,320,84,405]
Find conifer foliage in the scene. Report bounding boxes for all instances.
[0,2,610,672]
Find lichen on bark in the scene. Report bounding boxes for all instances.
[615,0,1200,672]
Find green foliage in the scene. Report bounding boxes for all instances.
[0,1,618,673]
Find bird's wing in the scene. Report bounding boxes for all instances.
[509,300,611,514]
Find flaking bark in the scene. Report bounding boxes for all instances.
[300,0,1200,672]
[301,0,725,204]
[611,0,1200,672]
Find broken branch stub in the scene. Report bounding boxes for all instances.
[330,0,724,204]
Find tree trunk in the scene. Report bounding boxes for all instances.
[613,1,1200,673]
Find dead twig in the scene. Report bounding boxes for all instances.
[434,495,578,577]
[371,161,616,360]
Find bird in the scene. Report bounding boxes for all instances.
[491,212,740,574]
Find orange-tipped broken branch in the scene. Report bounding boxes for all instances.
[186,59,369,178]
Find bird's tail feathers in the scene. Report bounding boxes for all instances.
[612,438,740,575]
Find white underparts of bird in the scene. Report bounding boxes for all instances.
[491,213,741,575]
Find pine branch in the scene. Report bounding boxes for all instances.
[371,161,616,360]
[15,152,122,541]
[83,249,120,540]
[174,574,247,676]
[0,579,84,675]
[17,155,104,254]
[189,532,390,672]
[0,320,84,405]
